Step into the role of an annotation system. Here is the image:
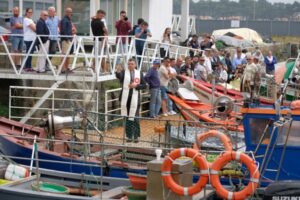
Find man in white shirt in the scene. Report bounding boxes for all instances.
[203,48,212,75]
[194,56,207,81]
[214,62,228,83]
[23,8,36,72]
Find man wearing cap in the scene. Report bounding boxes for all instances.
[144,59,161,118]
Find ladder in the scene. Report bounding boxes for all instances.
[253,114,293,181]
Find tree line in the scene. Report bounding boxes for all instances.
[174,0,300,20]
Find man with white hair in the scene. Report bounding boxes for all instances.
[46,6,60,70]
[241,54,258,94]
[36,10,50,73]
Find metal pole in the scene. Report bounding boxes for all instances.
[9,87,11,120]
[19,0,23,16]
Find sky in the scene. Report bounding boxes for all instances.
[192,0,300,3]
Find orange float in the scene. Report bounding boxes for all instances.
[161,148,209,196]
[193,130,233,151]
[291,100,300,110]
[210,151,260,200]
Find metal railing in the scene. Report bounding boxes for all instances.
[9,85,98,124]
[172,14,197,34]
[104,87,149,131]
[0,33,202,82]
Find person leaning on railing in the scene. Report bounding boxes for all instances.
[134,21,152,65]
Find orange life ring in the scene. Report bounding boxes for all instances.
[193,130,233,151]
[161,148,209,196]
[210,151,260,200]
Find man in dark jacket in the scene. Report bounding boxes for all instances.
[36,10,49,73]
[115,58,147,142]
[60,7,74,73]
[144,59,161,118]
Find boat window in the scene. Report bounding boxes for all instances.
[249,118,273,145]
[280,120,300,146]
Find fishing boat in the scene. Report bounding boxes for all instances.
[179,74,243,102]
[241,103,300,186]
[0,117,149,178]
[179,75,292,106]
[0,159,132,200]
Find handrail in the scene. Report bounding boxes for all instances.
[0,33,203,82]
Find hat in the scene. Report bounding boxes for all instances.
[153,59,161,65]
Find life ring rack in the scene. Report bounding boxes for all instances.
[161,148,209,196]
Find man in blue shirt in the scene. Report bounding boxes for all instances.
[232,50,246,72]
[135,21,152,65]
[144,59,161,118]
[46,6,60,70]
[264,51,277,75]
[10,7,23,69]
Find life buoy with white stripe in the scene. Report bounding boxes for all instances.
[193,130,233,151]
[210,151,260,200]
[161,148,209,196]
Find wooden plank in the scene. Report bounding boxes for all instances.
[93,186,125,199]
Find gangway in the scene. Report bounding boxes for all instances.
[0,34,199,83]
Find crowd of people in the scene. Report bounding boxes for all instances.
[10,6,77,73]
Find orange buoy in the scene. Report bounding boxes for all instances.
[210,151,260,200]
[290,100,300,110]
[161,148,209,196]
[193,130,233,151]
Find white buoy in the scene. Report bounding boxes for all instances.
[155,149,162,161]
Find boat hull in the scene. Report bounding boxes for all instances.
[0,135,146,178]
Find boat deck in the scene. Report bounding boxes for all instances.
[66,114,183,148]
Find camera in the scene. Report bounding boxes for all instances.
[143,30,148,34]
[124,16,128,21]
